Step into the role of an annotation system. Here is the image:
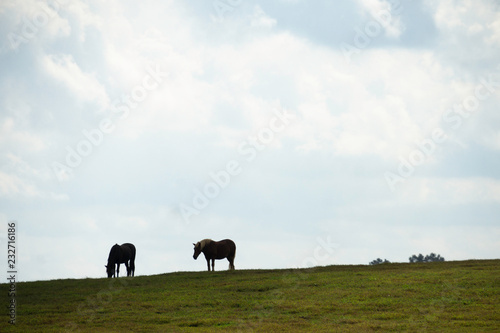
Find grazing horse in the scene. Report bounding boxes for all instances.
[105,243,136,278]
[193,239,236,271]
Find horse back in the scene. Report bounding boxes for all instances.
[121,243,136,261]
[213,239,236,259]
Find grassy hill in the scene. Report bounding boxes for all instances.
[2,260,499,332]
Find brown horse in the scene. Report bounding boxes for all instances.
[193,239,236,271]
[105,243,136,278]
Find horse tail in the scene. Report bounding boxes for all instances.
[127,244,136,277]
[130,244,136,261]
[229,241,236,270]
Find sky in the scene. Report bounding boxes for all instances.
[0,0,499,282]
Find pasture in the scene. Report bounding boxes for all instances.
[2,260,499,332]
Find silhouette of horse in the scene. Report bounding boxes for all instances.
[105,243,136,278]
[193,239,236,271]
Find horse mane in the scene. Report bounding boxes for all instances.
[198,239,213,250]
[108,244,120,262]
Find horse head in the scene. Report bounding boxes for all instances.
[193,239,213,260]
[193,242,202,259]
[105,264,115,278]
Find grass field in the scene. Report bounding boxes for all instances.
[2,260,499,332]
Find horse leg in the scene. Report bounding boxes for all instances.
[125,261,130,277]
[116,263,120,278]
[228,256,235,270]
[130,259,135,277]
[206,259,210,271]
[211,259,215,271]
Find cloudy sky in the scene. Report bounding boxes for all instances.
[0,0,499,281]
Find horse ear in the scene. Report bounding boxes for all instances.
[105,265,107,268]
[193,243,195,246]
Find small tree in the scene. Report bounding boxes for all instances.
[425,253,445,262]
[409,254,425,263]
[369,258,390,265]
[409,253,445,263]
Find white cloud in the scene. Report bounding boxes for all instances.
[0,0,71,52]
[486,16,500,45]
[0,169,68,200]
[41,53,109,109]
[0,118,45,152]
[429,0,500,68]
[0,171,38,198]
[355,0,405,38]
[250,5,277,28]
[283,48,463,159]
[399,177,500,205]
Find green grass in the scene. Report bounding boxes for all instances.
[2,260,499,332]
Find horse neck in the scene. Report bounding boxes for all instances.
[200,239,213,251]
[108,246,121,263]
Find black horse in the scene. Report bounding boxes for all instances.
[105,243,136,278]
[193,239,236,271]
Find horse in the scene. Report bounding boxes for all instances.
[193,239,236,272]
[105,243,136,278]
